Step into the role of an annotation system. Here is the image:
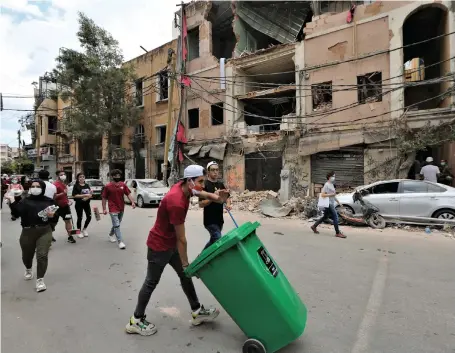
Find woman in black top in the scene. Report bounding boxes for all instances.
[72,173,93,238]
[7,179,57,292]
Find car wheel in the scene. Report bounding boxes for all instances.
[433,209,455,220]
[137,195,145,208]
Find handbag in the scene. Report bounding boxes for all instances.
[317,194,329,209]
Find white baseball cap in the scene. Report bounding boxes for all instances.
[183,165,205,179]
[207,161,218,170]
[426,157,433,163]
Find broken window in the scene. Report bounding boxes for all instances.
[158,71,169,101]
[403,6,447,109]
[243,91,296,132]
[63,137,70,154]
[48,116,58,134]
[209,2,235,59]
[188,27,200,61]
[156,125,166,144]
[357,72,382,104]
[188,108,199,129]
[111,135,122,147]
[134,124,145,149]
[135,78,143,106]
[311,82,332,111]
[211,103,224,125]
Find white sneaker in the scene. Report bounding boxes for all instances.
[82,229,89,237]
[191,305,220,326]
[36,278,47,292]
[118,241,126,249]
[77,232,84,239]
[109,234,117,243]
[24,269,33,280]
[126,315,157,336]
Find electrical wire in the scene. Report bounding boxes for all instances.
[186,31,455,79]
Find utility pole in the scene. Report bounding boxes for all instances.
[17,130,21,158]
[163,48,176,185]
[36,116,40,167]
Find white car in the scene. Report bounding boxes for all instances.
[67,179,105,199]
[124,179,169,208]
[336,179,455,221]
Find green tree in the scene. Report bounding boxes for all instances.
[53,13,140,172]
[1,160,14,175]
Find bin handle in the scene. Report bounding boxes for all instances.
[224,203,239,228]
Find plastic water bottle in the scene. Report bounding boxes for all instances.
[425,227,431,234]
[93,206,101,221]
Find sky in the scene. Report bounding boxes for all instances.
[0,0,179,147]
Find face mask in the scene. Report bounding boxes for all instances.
[441,163,446,166]
[189,179,203,196]
[330,176,335,182]
[59,175,66,181]
[12,179,18,184]
[30,187,42,196]
[112,177,121,182]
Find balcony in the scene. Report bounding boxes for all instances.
[41,154,55,161]
[58,155,74,164]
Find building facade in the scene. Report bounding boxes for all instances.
[0,144,12,164]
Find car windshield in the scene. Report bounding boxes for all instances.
[87,180,103,187]
[138,180,165,188]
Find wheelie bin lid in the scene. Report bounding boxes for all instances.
[185,221,261,277]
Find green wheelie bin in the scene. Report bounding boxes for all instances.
[185,221,307,353]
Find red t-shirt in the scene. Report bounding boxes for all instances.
[101,182,131,213]
[147,181,189,251]
[54,180,69,207]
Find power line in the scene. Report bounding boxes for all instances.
[187,31,455,79]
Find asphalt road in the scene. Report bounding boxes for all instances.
[1,201,454,353]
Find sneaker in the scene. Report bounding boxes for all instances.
[82,229,89,237]
[77,232,84,239]
[36,278,47,292]
[67,235,76,244]
[109,234,117,243]
[310,225,320,234]
[118,242,126,250]
[191,305,220,326]
[24,269,33,280]
[336,233,347,239]
[125,315,157,336]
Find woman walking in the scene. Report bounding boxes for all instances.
[7,180,57,292]
[311,171,346,238]
[72,173,92,238]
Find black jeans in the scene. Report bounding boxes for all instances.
[75,201,92,229]
[134,248,201,318]
[20,225,53,278]
[314,204,341,234]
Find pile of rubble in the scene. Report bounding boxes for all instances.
[190,189,317,218]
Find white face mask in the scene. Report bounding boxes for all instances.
[330,176,335,182]
[12,179,18,184]
[59,174,67,181]
[189,179,202,196]
[30,187,42,196]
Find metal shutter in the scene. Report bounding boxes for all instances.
[311,147,364,188]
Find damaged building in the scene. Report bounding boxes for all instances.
[202,0,454,199]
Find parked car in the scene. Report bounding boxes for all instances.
[124,179,169,208]
[67,179,104,199]
[336,179,455,221]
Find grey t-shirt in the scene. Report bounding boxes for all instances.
[420,165,440,183]
[322,181,336,206]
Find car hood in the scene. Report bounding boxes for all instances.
[143,187,169,194]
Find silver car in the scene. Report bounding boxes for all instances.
[336,179,455,221]
[124,179,169,208]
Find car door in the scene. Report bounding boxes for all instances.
[398,180,431,217]
[363,181,400,217]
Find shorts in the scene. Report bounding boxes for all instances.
[56,205,72,221]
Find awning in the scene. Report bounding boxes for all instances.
[209,143,227,160]
[188,145,202,156]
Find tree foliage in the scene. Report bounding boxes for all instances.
[53,13,140,167]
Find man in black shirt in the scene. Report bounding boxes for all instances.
[199,162,231,250]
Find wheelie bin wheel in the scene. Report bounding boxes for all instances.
[243,339,266,353]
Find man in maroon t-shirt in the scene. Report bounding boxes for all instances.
[54,170,76,243]
[125,165,229,336]
[102,169,136,250]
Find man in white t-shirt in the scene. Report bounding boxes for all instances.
[38,170,58,241]
[420,157,440,183]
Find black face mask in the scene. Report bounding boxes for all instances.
[113,177,121,182]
